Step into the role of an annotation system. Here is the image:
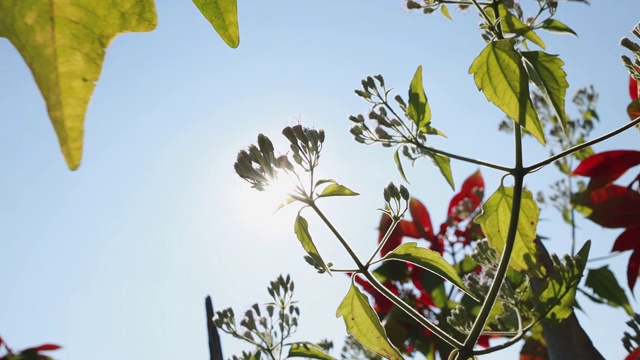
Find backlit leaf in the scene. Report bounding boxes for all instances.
[440,5,452,20]
[193,0,240,48]
[613,227,640,252]
[393,148,409,183]
[475,185,544,276]
[383,242,474,297]
[288,342,336,360]
[573,150,640,188]
[431,153,454,190]
[574,185,640,228]
[336,282,403,360]
[407,65,432,130]
[628,99,640,123]
[486,4,545,49]
[585,266,633,315]
[0,1,158,169]
[447,170,484,223]
[407,197,434,240]
[294,215,329,273]
[469,39,545,145]
[318,184,359,198]
[521,51,568,130]
[538,19,578,37]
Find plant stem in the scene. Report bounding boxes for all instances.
[411,140,513,172]
[361,270,464,349]
[310,203,366,271]
[526,116,640,173]
[460,126,525,358]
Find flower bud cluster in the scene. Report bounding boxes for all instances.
[235,125,325,192]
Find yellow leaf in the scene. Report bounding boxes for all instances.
[0,1,158,170]
[193,0,240,48]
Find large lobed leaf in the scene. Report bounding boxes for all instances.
[469,39,545,145]
[336,282,403,360]
[0,1,158,170]
[475,185,544,277]
[193,0,240,48]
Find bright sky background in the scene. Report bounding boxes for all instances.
[1,1,639,359]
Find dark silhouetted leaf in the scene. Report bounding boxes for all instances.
[586,266,633,315]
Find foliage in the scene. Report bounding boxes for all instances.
[213,275,335,360]
[0,0,238,169]
[0,336,60,360]
[234,1,640,359]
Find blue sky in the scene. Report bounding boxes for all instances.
[1,1,639,359]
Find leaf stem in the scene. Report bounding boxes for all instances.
[309,203,366,271]
[526,116,640,173]
[410,140,513,172]
[361,270,464,349]
[460,126,524,357]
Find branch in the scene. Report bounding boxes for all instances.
[526,116,640,173]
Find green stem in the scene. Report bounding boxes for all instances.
[410,140,513,172]
[460,126,524,358]
[361,270,464,348]
[526,116,640,173]
[366,215,402,266]
[310,203,366,271]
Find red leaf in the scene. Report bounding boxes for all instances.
[28,344,62,352]
[613,227,640,252]
[626,346,640,360]
[399,219,420,238]
[447,170,484,223]
[378,213,404,256]
[627,249,640,293]
[572,150,640,188]
[631,76,639,101]
[579,185,640,228]
[409,198,435,240]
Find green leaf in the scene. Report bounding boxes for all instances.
[288,342,337,360]
[585,266,633,315]
[486,4,545,49]
[382,242,475,298]
[469,39,545,145]
[318,184,359,198]
[294,215,329,273]
[521,51,568,130]
[430,152,454,190]
[475,185,544,277]
[535,241,590,324]
[407,65,432,131]
[336,282,403,360]
[538,18,578,37]
[440,5,452,20]
[393,148,409,183]
[0,1,158,170]
[193,0,240,48]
